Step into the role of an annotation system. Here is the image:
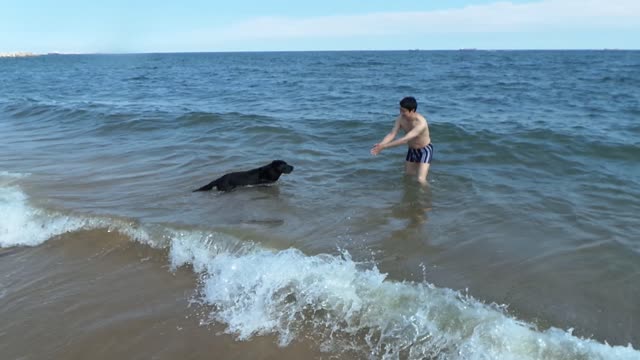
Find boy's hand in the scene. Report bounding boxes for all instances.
[371,143,384,155]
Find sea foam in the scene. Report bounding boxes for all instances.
[1,184,638,359]
[168,232,640,360]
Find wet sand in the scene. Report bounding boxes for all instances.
[0,230,328,360]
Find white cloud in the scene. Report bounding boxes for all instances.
[208,0,640,40]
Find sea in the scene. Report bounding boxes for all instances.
[1,50,639,360]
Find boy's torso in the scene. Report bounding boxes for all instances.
[399,115,431,148]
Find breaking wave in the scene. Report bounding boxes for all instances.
[1,182,638,359]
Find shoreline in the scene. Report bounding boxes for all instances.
[0,52,40,58]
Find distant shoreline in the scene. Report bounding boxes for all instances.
[0,52,39,58]
[1,49,637,57]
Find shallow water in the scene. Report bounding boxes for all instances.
[1,50,639,359]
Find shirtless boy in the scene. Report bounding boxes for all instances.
[370,96,433,184]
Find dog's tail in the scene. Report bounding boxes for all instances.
[193,180,217,192]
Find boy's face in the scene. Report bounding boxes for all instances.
[400,107,415,119]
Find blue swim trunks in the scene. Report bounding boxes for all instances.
[406,144,433,164]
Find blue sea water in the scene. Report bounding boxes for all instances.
[1,51,639,359]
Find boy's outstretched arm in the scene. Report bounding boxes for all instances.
[371,121,425,155]
[371,117,400,155]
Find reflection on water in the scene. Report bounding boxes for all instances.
[374,177,441,282]
[391,176,433,230]
[382,178,435,251]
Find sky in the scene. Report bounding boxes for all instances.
[1,0,639,53]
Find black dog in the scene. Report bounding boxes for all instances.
[193,160,294,192]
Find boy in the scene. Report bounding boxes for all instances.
[370,96,433,184]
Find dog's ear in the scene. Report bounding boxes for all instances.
[276,161,289,173]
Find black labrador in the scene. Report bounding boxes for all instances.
[193,160,294,192]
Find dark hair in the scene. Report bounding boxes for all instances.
[399,96,418,111]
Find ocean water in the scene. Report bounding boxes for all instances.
[1,50,639,360]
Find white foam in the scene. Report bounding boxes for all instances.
[168,237,640,360]
[1,187,84,247]
[1,185,638,359]
[0,186,154,248]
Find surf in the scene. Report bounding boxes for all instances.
[1,183,638,359]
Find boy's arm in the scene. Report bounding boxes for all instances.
[379,117,401,145]
[371,118,400,155]
[371,121,425,155]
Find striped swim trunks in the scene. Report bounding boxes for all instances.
[405,144,434,163]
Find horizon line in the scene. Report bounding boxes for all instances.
[3,48,638,56]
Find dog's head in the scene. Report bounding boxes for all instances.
[271,160,294,174]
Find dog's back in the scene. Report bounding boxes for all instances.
[193,160,293,192]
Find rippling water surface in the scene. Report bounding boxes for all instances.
[1,51,639,359]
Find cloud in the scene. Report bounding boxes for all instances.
[209,0,640,41]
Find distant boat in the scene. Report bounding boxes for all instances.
[458,48,478,51]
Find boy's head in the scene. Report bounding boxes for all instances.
[399,96,418,112]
